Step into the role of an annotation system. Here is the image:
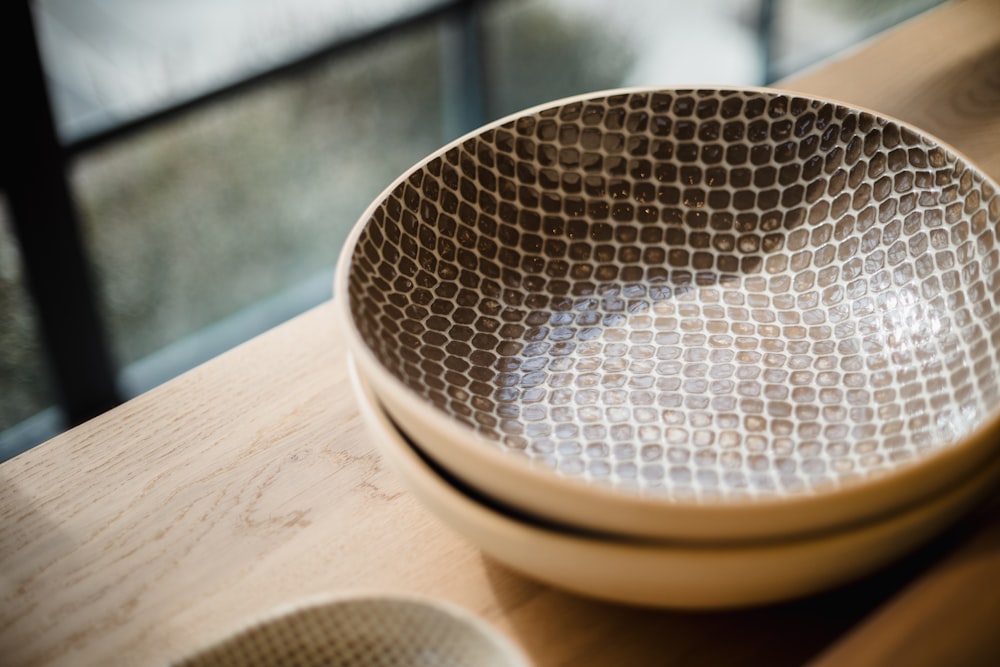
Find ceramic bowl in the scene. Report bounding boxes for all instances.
[336,86,1000,542]
[349,356,1000,609]
[173,593,531,667]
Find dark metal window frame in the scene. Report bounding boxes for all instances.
[1,0,488,431]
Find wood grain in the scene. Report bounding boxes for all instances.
[2,1,1000,665]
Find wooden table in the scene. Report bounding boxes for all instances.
[3,1,1000,664]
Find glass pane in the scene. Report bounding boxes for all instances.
[35,0,451,142]
[0,196,59,434]
[769,0,947,81]
[482,0,764,120]
[482,0,950,115]
[73,24,445,370]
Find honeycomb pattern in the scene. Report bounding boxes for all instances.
[173,597,521,667]
[347,88,1000,499]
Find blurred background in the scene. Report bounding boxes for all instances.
[1,0,945,458]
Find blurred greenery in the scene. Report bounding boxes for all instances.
[484,1,635,118]
[75,26,445,366]
[0,200,56,427]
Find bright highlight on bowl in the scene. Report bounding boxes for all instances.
[336,86,1000,549]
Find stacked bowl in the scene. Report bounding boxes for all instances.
[336,87,1000,608]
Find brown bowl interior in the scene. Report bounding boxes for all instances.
[347,88,1000,502]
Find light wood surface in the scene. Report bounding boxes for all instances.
[3,1,1000,665]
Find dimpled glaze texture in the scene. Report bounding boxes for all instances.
[174,598,520,667]
[348,89,1000,500]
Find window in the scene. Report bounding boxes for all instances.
[1,0,946,459]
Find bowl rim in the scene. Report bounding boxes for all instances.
[335,84,1000,540]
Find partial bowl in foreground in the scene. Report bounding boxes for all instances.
[172,593,530,667]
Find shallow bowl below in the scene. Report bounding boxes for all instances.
[350,356,1000,608]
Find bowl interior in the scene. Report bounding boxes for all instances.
[346,87,1000,502]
